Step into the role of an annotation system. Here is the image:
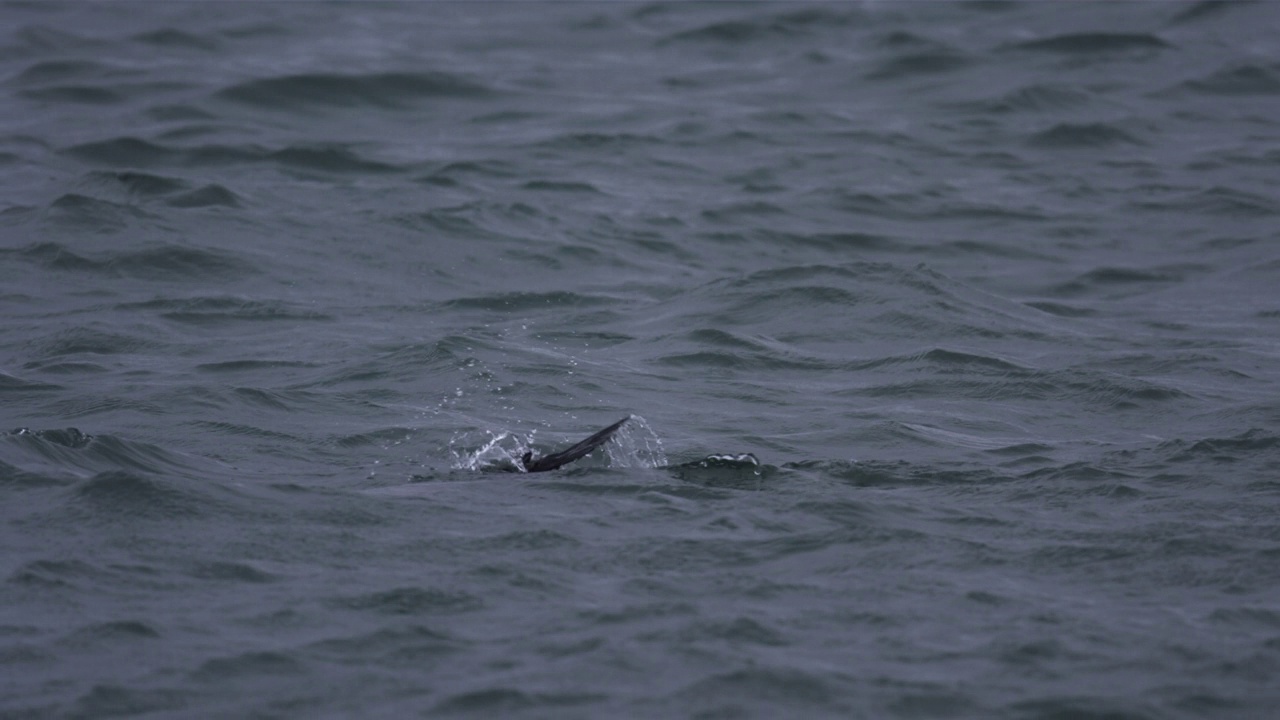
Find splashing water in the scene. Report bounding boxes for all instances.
[608,414,667,469]
[448,429,530,472]
[448,414,666,472]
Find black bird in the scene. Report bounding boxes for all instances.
[521,415,630,472]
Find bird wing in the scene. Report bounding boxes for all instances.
[523,415,631,472]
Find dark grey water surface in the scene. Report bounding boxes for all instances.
[4,2,1280,717]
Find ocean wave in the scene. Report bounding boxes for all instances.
[1027,122,1144,148]
[0,371,64,394]
[1008,32,1170,55]
[69,470,207,519]
[1178,63,1280,95]
[1169,0,1251,25]
[64,137,409,175]
[79,170,240,208]
[1049,265,1197,297]
[1132,186,1280,217]
[131,28,220,51]
[952,83,1092,114]
[119,295,331,324]
[9,59,128,85]
[215,71,492,110]
[9,240,256,281]
[443,291,620,313]
[866,50,972,81]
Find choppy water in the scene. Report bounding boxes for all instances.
[3,2,1280,717]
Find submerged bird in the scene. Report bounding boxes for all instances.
[521,415,630,472]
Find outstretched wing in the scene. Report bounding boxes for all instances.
[522,415,631,472]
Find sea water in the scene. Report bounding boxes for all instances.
[3,3,1279,717]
